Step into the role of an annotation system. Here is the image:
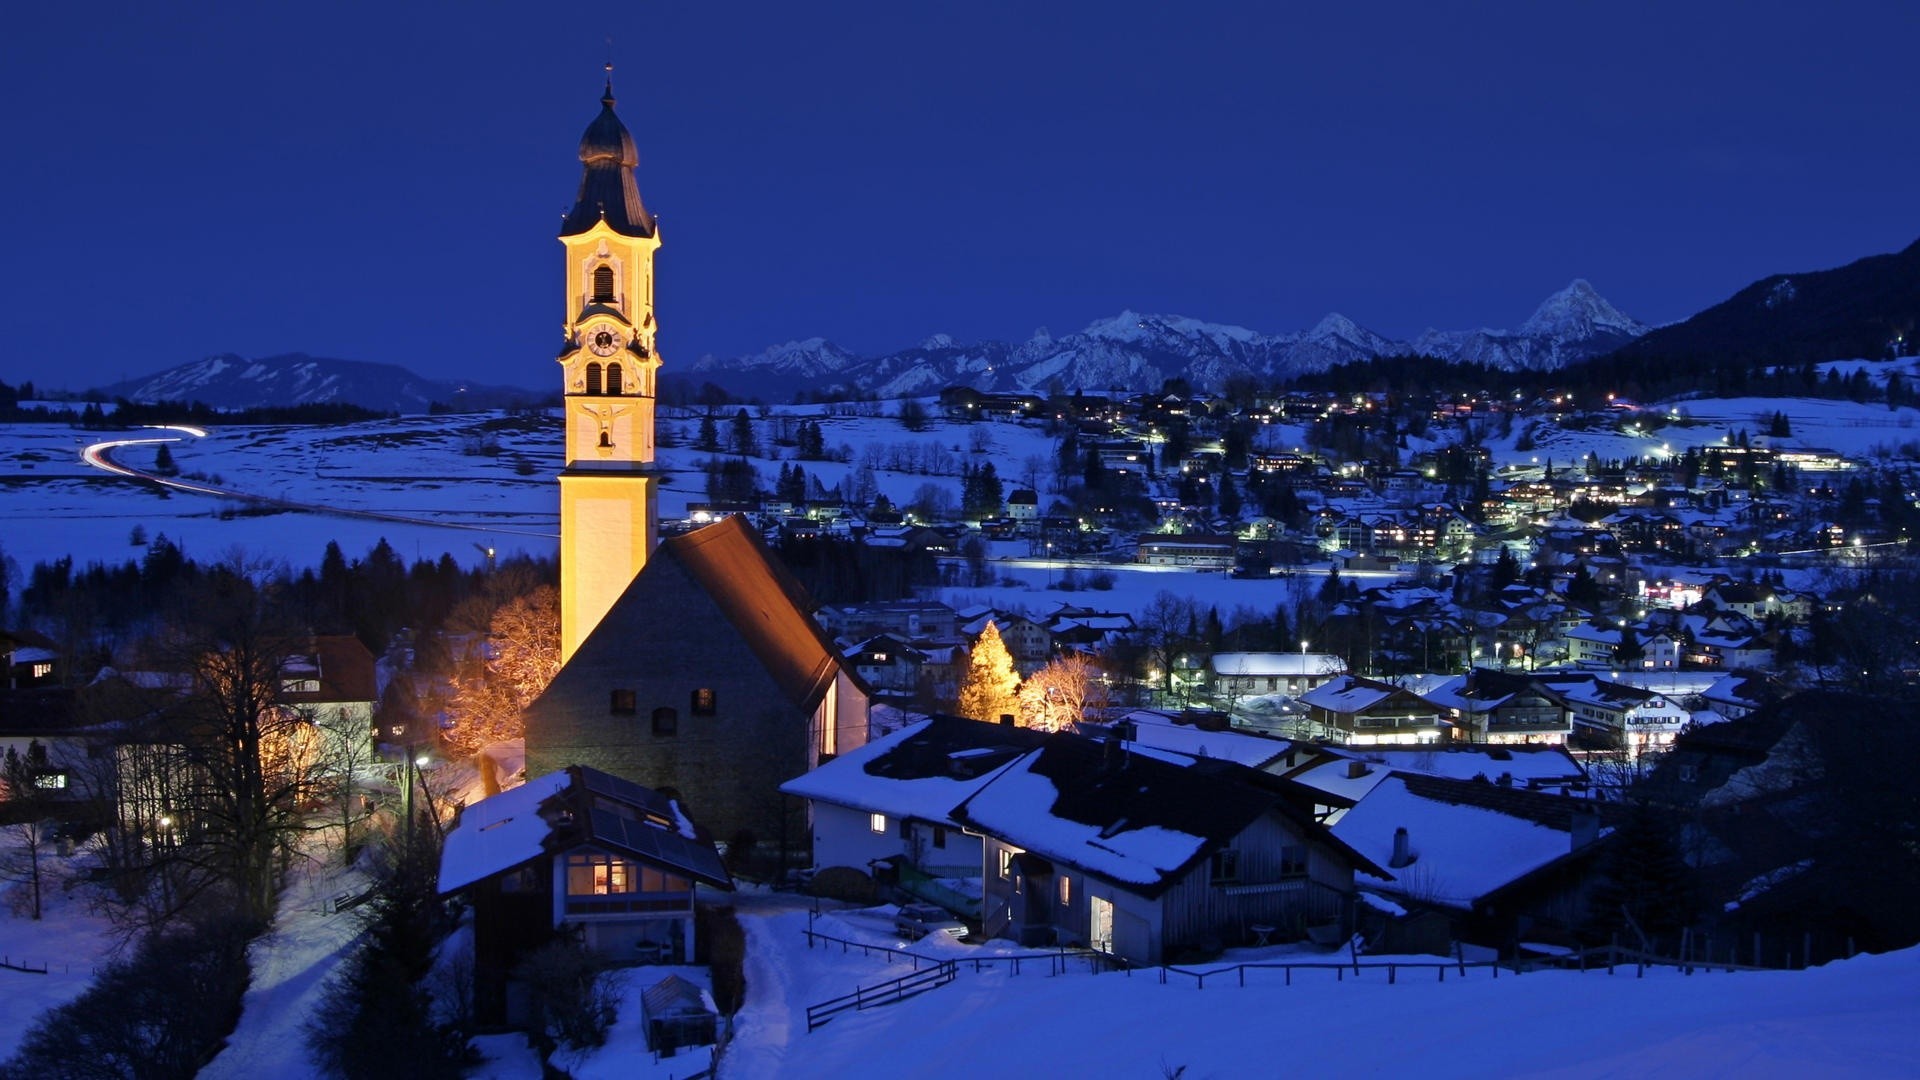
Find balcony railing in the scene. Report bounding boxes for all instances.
[563,892,693,916]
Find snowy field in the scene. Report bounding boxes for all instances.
[718,894,1920,1080]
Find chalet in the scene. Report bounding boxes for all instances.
[1332,772,1620,953]
[779,715,1047,911]
[953,733,1389,963]
[1,629,62,688]
[437,765,733,1025]
[1297,676,1450,745]
[1005,488,1039,523]
[0,686,103,808]
[841,634,929,698]
[523,516,871,849]
[1209,652,1347,698]
[1420,668,1572,745]
[276,635,379,760]
[1536,673,1691,757]
[1280,744,1589,824]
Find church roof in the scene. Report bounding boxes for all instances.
[560,80,656,239]
[653,515,846,712]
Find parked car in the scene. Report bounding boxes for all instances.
[894,903,968,942]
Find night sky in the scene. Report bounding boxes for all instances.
[3,2,1916,394]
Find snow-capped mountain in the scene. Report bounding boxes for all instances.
[685,281,1646,397]
[97,353,544,414]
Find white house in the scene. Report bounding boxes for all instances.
[1209,652,1347,698]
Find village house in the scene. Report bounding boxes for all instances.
[1297,676,1451,745]
[437,765,733,1026]
[1209,651,1347,698]
[953,731,1389,964]
[778,715,1047,913]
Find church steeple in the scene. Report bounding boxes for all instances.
[555,70,663,663]
[562,68,655,238]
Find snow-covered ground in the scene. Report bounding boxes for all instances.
[721,894,1920,1079]
[0,847,121,1062]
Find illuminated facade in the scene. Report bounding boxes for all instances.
[556,73,663,662]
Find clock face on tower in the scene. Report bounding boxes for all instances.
[589,328,622,356]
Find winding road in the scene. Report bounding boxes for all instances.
[80,425,557,540]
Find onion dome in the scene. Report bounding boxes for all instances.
[560,79,655,238]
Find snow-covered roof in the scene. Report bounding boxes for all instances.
[1210,652,1345,677]
[779,716,1046,826]
[438,769,570,894]
[1110,710,1293,769]
[438,766,731,895]
[1333,775,1605,908]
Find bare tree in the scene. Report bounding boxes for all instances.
[0,742,56,919]
[445,585,560,756]
[1017,652,1111,731]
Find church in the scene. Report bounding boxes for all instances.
[522,74,870,851]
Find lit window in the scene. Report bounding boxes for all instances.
[869,812,887,834]
[610,690,636,715]
[651,707,678,736]
[691,688,716,716]
[1058,875,1071,906]
[566,853,635,895]
[32,772,67,791]
[998,848,1014,879]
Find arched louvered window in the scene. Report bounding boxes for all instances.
[605,363,623,395]
[592,264,615,303]
[585,362,603,395]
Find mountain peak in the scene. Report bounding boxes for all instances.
[1519,279,1646,339]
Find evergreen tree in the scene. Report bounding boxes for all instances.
[1583,802,1698,948]
[730,408,757,457]
[956,621,1022,723]
[696,413,720,452]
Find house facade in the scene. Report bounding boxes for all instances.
[953,734,1386,964]
[438,765,732,1025]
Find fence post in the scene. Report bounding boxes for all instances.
[1285,966,1291,986]
[1388,964,1396,985]
[1803,933,1812,970]
[1608,935,1617,975]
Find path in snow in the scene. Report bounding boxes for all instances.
[199,854,370,1079]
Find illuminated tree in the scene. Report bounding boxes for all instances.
[446,585,560,755]
[1017,652,1110,731]
[956,621,1021,723]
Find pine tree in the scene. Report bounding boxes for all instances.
[1583,802,1698,948]
[696,413,720,452]
[956,621,1022,723]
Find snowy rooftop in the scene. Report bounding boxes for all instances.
[779,716,1046,826]
[1333,774,1607,908]
[1210,651,1346,677]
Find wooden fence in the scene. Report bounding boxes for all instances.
[805,961,957,1031]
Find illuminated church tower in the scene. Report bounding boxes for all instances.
[556,70,662,663]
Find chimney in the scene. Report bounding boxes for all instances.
[999,713,1015,727]
[1346,760,1369,780]
[1103,733,1125,773]
[1570,809,1600,851]
[1389,826,1414,869]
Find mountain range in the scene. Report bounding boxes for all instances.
[95,354,547,415]
[677,280,1649,399]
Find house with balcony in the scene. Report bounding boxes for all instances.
[779,715,1047,912]
[438,765,733,1026]
[953,732,1388,964]
[1420,668,1572,745]
[1297,676,1452,745]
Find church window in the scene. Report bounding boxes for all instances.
[691,688,716,715]
[610,689,636,715]
[592,264,615,303]
[606,362,623,395]
[586,363,603,395]
[652,707,678,736]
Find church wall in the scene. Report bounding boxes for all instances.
[527,555,811,850]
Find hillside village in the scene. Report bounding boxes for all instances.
[3,66,1920,1077]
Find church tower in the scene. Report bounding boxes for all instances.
[556,71,662,663]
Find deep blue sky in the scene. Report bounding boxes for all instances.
[3,2,1916,394]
